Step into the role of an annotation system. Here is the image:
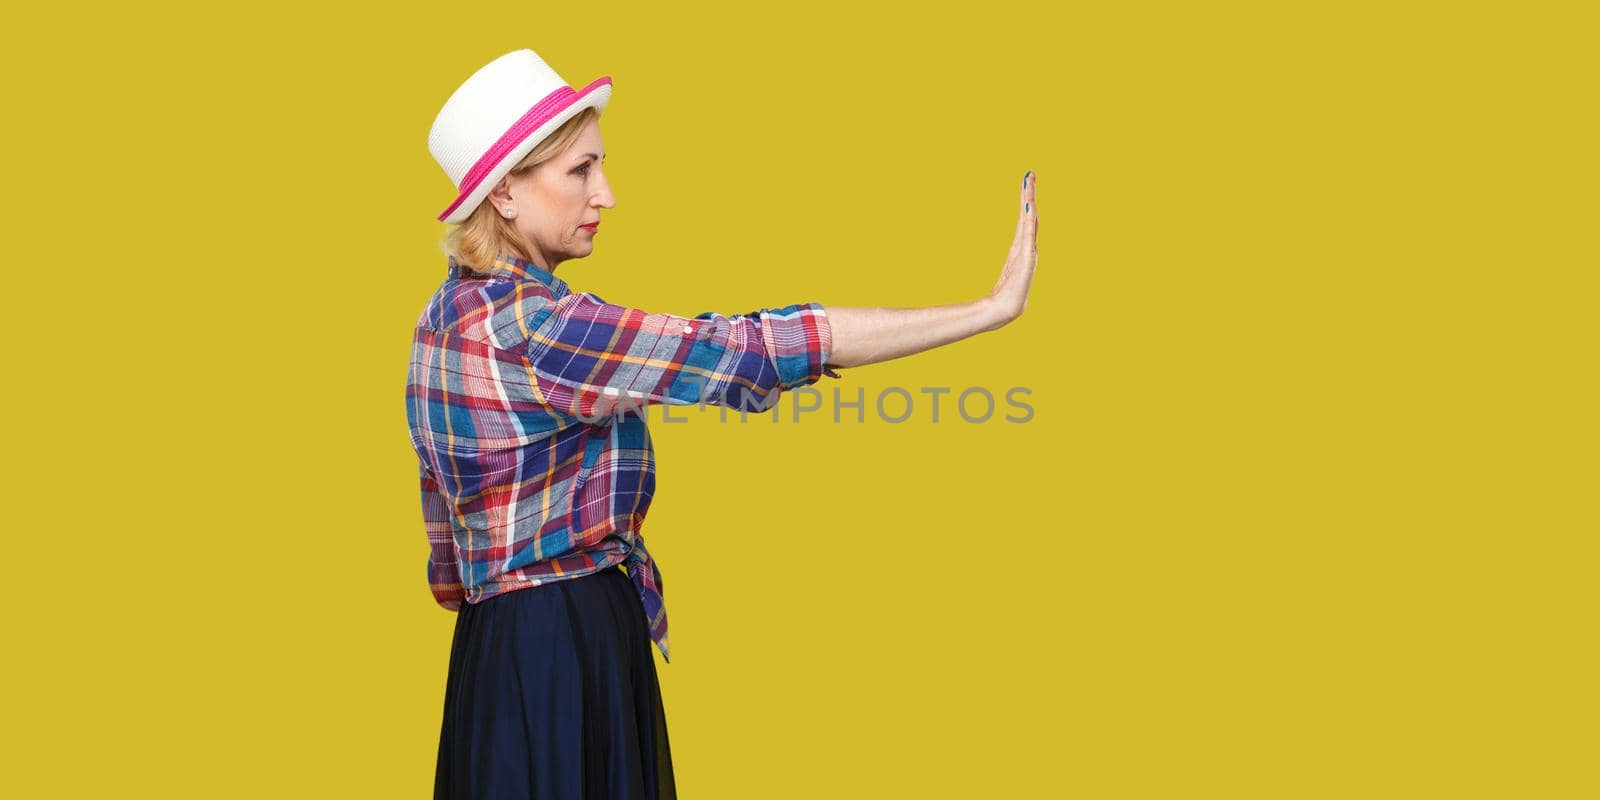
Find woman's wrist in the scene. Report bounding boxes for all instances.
[977,293,1019,333]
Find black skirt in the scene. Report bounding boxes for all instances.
[435,564,676,799]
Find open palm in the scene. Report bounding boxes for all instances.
[990,171,1039,322]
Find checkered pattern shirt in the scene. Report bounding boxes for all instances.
[405,251,839,662]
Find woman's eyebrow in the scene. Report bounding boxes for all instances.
[576,152,606,163]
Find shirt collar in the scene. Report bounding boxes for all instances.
[446,251,569,296]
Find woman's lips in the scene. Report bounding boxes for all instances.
[580,223,598,232]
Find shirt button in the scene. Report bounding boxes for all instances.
[682,325,694,335]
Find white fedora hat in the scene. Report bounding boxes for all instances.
[429,49,612,224]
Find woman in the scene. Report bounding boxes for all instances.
[411,49,1038,799]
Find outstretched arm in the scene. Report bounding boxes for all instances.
[824,299,1002,369]
[824,170,1040,370]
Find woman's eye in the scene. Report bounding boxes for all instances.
[574,163,590,176]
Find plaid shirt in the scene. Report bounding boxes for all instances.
[405,251,839,662]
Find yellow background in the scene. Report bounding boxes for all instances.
[7,1,1595,797]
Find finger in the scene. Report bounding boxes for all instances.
[1009,175,1030,258]
[1013,171,1033,235]
[1030,199,1039,258]
[1029,191,1038,247]
[1025,171,1037,239]
[1022,171,1036,230]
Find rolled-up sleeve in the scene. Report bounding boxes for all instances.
[524,291,839,419]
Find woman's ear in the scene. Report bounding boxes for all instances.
[487,178,514,217]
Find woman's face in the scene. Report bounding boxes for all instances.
[489,117,615,272]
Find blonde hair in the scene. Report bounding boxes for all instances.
[440,106,600,275]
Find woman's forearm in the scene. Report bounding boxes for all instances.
[822,298,1010,370]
